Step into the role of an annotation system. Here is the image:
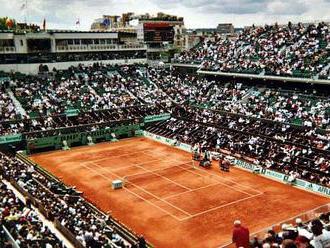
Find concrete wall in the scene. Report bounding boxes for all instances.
[0,58,147,74]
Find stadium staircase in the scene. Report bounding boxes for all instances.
[110,69,146,102]
[318,63,330,79]
[145,75,178,104]
[86,83,99,97]
[6,88,27,117]
[241,44,251,53]
[241,87,259,103]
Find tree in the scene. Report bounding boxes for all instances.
[0,17,17,30]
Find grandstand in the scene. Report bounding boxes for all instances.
[173,21,330,83]
[0,18,329,248]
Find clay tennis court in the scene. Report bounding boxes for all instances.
[29,137,330,248]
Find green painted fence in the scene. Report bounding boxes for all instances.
[26,124,142,152]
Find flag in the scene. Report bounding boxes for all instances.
[5,18,14,29]
[76,18,80,25]
[103,18,110,26]
[42,18,46,30]
[20,3,26,10]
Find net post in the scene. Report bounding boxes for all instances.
[192,159,197,170]
[191,147,199,170]
[122,176,127,187]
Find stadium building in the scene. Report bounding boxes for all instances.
[216,23,235,35]
[0,29,147,73]
[91,12,186,61]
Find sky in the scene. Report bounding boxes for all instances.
[2,0,330,30]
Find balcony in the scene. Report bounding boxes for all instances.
[0,46,16,53]
[56,44,146,52]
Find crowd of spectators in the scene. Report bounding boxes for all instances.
[11,65,137,117]
[0,180,62,247]
[223,88,330,129]
[174,22,330,79]
[178,106,330,151]
[8,63,169,118]
[147,67,330,129]
[147,67,247,106]
[12,74,96,116]
[1,64,329,129]
[0,91,19,122]
[146,109,330,186]
[249,214,330,248]
[0,152,145,248]
[319,66,330,80]
[0,104,162,137]
[117,65,169,105]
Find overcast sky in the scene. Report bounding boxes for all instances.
[2,0,330,30]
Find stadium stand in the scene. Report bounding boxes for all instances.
[174,22,330,79]
[248,214,330,248]
[147,67,329,128]
[0,104,162,137]
[116,65,169,105]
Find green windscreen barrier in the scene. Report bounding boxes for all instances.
[0,134,22,144]
[144,113,171,123]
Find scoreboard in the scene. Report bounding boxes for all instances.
[143,23,174,43]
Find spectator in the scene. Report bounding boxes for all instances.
[311,219,330,248]
[232,220,250,248]
[295,236,312,248]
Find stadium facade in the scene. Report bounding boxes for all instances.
[0,30,147,73]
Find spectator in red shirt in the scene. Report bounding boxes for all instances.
[232,220,250,248]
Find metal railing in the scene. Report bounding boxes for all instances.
[56,44,146,52]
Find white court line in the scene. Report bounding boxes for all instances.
[98,159,161,172]
[90,161,263,219]
[133,163,192,191]
[174,163,255,197]
[92,152,259,216]
[114,161,218,195]
[140,151,256,196]
[191,165,263,195]
[81,163,186,221]
[151,150,263,195]
[89,149,151,163]
[147,149,263,194]
[118,161,185,178]
[83,162,263,222]
[180,192,264,221]
[88,162,193,218]
[162,182,223,200]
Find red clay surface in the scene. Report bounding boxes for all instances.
[29,137,330,248]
